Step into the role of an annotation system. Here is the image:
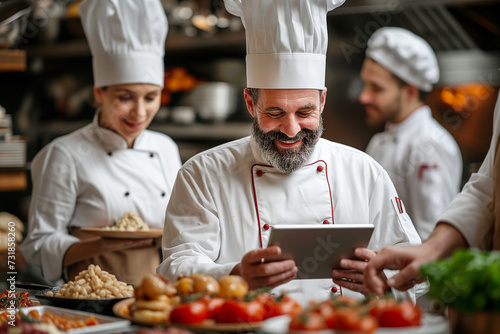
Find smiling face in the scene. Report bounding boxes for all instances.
[94,84,162,147]
[245,88,326,173]
[359,58,407,127]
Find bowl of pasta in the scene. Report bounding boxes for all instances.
[35,264,133,316]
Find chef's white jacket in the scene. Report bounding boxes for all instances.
[438,92,500,249]
[366,106,463,240]
[21,113,181,282]
[158,136,422,305]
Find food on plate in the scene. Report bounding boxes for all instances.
[217,275,248,299]
[421,248,500,311]
[175,274,220,298]
[170,301,208,324]
[129,274,179,324]
[0,212,24,249]
[136,327,194,334]
[254,291,302,319]
[216,298,266,323]
[0,311,60,334]
[197,295,224,319]
[289,310,327,331]
[46,264,133,299]
[27,309,100,331]
[193,274,220,296]
[168,277,299,325]
[102,212,150,231]
[369,298,421,327]
[122,273,302,326]
[0,290,33,311]
[288,295,422,333]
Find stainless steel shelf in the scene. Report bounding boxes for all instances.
[36,120,251,141]
[24,31,246,59]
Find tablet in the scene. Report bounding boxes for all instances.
[265,224,374,279]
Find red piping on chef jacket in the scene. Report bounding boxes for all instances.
[418,164,438,180]
[251,160,335,248]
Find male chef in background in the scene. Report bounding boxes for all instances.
[158,0,422,305]
[360,27,463,241]
[364,90,500,296]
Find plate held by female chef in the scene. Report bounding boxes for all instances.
[21,0,182,286]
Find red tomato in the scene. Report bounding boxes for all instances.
[198,296,225,319]
[254,293,302,319]
[216,299,266,323]
[368,298,396,318]
[376,300,422,327]
[289,311,327,331]
[336,309,377,334]
[254,293,276,319]
[170,301,208,324]
[312,300,337,329]
[270,295,302,318]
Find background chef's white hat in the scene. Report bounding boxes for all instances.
[79,0,167,88]
[224,0,345,89]
[366,27,439,92]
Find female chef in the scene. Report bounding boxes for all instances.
[21,0,181,285]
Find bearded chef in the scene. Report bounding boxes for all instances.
[157,0,422,305]
[365,91,500,295]
[21,0,181,285]
[360,27,463,241]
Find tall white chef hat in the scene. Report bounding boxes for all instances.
[366,27,439,92]
[79,0,167,88]
[224,0,345,89]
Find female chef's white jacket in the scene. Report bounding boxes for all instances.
[21,113,181,282]
[158,136,422,305]
[438,92,500,249]
[366,106,463,240]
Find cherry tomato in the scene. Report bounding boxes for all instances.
[336,309,377,334]
[254,293,275,319]
[312,300,337,329]
[289,311,327,331]
[170,301,208,324]
[216,299,265,323]
[254,293,302,319]
[376,300,422,327]
[198,295,225,319]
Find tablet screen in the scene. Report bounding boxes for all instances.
[265,224,374,279]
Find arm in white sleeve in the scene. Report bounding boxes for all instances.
[157,161,237,280]
[437,91,500,249]
[20,143,79,283]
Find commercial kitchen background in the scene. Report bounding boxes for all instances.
[1,0,500,226]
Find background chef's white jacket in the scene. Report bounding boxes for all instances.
[158,136,422,305]
[366,106,463,240]
[21,113,181,282]
[438,92,500,249]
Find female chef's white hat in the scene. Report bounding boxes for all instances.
[224,0,345,90]
[78,0,167,88]
[366,27,439,92]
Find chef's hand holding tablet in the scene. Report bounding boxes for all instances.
[231,246,298,290]
[331,248,380,295]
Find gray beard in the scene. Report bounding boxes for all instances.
[252,118,324,173]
